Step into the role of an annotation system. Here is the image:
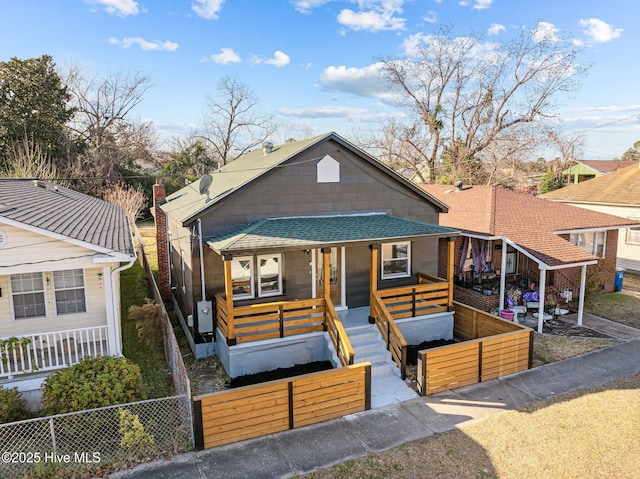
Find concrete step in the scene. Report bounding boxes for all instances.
[355,350,391,366]
[370,373,419,409]
[350,338,385,355]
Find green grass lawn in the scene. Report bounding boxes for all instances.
[120,261,173,398]
[585,275,640,330]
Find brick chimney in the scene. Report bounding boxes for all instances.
[153,179,171,301]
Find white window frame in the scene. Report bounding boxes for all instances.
[257,254,283,297]
[10,272,47,320]
[626,227,640,245]
[381,242,411,280]
[570,231,606,257]
[53,269,87,315]
[231,256,255,299]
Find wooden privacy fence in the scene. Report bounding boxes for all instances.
[417,302,533,395]
[193,363,371,449]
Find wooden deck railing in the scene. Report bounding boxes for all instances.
[0,326,109,378]
[378,273,450,321]
[324,297,355,366]
[371,291,407,379]
[215,295,354,366]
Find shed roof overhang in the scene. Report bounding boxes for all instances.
[456,231,598,271]
[206,213,459,255]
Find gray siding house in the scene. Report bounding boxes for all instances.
[156,133,459,381]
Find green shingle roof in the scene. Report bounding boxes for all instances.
[206,214,459,254]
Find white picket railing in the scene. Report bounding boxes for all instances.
[0,326,109,378]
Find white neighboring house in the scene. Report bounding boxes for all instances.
[541,162,640,274]
[0,179,136,403]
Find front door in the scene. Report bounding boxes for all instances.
[316,248,343,307]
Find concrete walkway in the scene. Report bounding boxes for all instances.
[111,333,640,479]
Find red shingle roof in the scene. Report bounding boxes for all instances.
[421,184,639,268]
[579,159,636,174]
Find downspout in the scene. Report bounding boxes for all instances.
[197,219,206,301]
[109,258,136,355]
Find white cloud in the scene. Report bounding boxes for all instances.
[204,47,241,64]
[487,23,505,36]
[291,0,331,14]
[192,0,225,19]
[424,11,437,24]
[579,18,622,43]
[108,37,179,51]
[337,7,405,32]
[532,21,560,43]
[278,105,368,118]
[87,0,139,16]
[253,51,291,67]
[472,0,492,9]
[320,63,398,102]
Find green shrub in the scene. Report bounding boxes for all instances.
[0,386,28,423]
[42,356,145,415]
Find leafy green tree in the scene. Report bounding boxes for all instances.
[0,55,73,158]
[621,140,640,162]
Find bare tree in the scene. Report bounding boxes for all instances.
[201,76,277,166]
[379,24,588,183]
[103,182,146,227]
[62,67,155,193]
[1,135,68,185]
[539,129,583,192]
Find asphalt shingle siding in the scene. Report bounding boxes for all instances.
[0,179,134,256]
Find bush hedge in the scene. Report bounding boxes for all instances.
[0,386,28,423]
[42,356,145,415]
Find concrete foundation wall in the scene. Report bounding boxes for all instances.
[215,330,338,378]
[396,311,454,344]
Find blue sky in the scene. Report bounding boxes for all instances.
[1,0,638,159]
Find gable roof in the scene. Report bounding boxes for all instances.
[542,162,640,207]
[206,213,458,254]
[575,159,636,174]
[421,184,639,268]
[0,179,135,259]
[161,132,449,225]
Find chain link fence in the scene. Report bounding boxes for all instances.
[0,395,191,479]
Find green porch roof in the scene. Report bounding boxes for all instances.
[206,214,459,254]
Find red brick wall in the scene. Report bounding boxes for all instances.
[153,179,171,301]
[453,285,500,312]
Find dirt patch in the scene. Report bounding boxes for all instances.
[406,339,456,365]
[540,317,614,338]
[228,361,333,388]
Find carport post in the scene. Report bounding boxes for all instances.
[577,264,587,326]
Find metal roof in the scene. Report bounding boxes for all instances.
[0,179,135,258]
[206,213,459,254]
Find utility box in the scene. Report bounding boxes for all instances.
[196,300,214,333]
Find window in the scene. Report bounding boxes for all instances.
[570,231,606,257]
[258,254,283,297]
[53,269,86,314]
[231,256,254,299]
[381,242,411,279]
[11,272,46,319]
[627,227,640,245]
[231,254,283,299]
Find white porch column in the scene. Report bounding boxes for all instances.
[499,239,508,311]
[103,266,119,356]
[577,265,587,326]
[537,268,547,334]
